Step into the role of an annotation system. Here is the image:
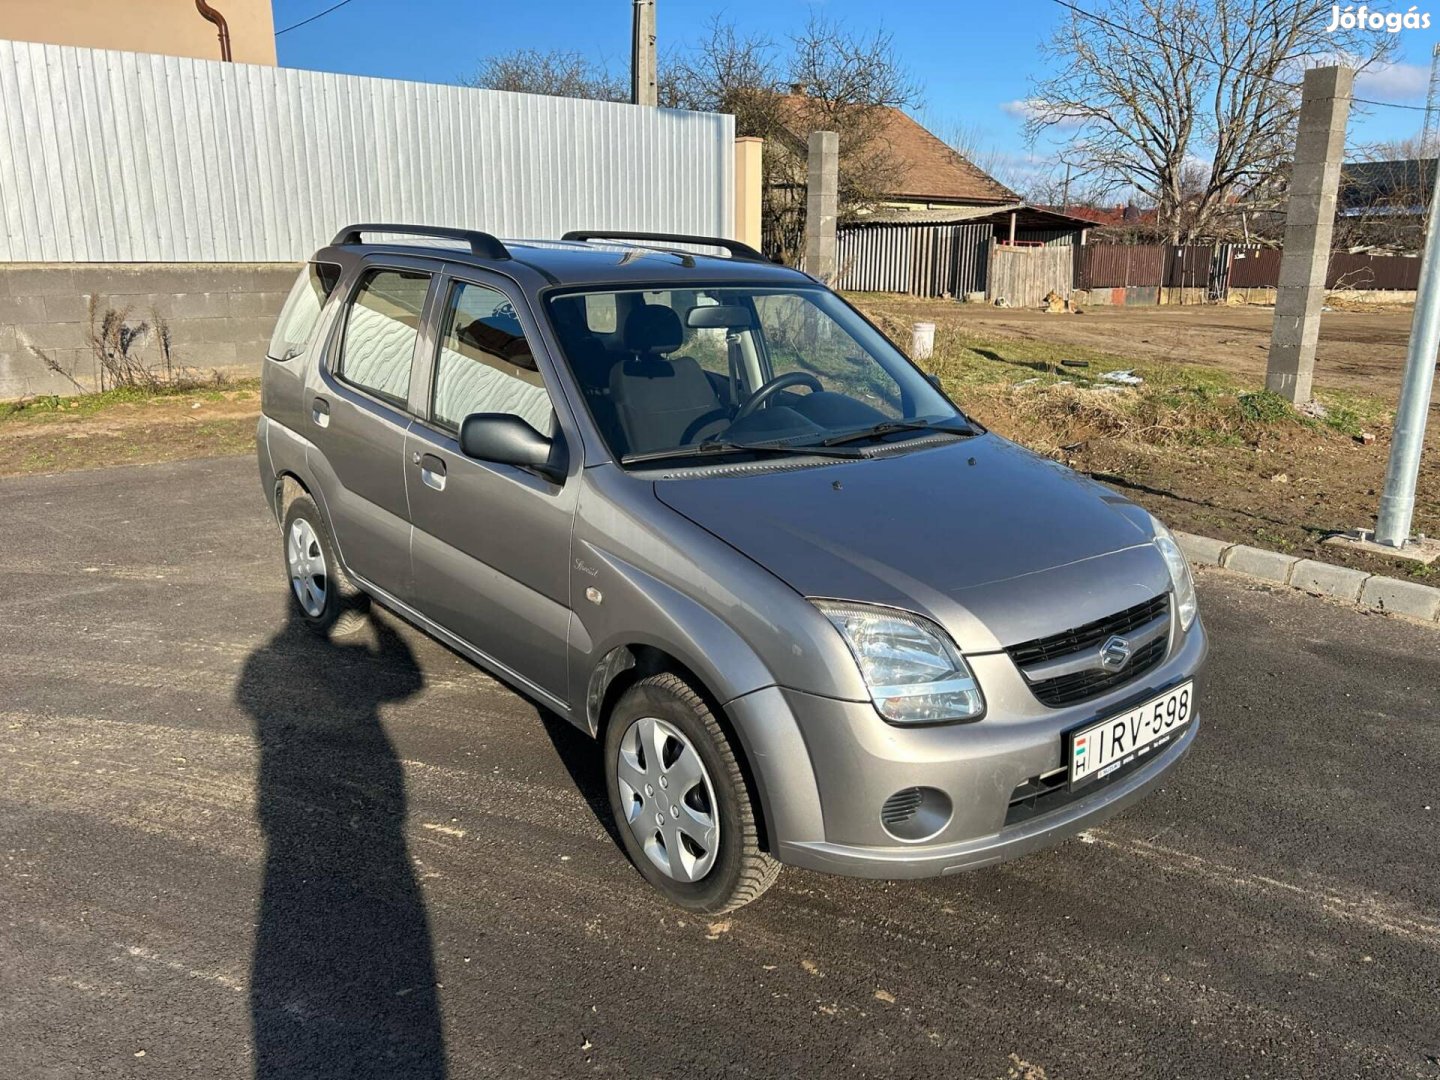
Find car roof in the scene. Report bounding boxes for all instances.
[319,237,814,290]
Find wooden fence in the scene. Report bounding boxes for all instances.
[988,242,1075,308]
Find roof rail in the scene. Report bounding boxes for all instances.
[331,223,511,261]
[561,230,773,264]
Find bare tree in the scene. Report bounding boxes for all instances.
[1027,0,1392,242]
[664,15,920,262]
[1327,136,1435,251]
[464,48,626,102]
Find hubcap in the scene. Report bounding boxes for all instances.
[615,717,719,883]
[286,518,328,618]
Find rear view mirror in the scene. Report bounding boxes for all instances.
[459,413,566,482]
[686,305,754,330]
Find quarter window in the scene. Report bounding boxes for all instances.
[337,268,432,404]
[431,282,555,436]
[268,262,340,361]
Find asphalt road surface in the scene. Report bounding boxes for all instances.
[1,457,1437,1080]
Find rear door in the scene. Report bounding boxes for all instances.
[404,271,577,706]
[307,262,437,599]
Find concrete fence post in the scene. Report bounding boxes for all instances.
[1264,66,1354,404]
[805,131,839,282]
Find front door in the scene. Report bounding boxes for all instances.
[308,264,435,599]
[405,274,576,706]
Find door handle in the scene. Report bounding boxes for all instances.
[417,452,447,492]
[311,396,331,428]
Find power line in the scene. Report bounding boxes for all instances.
[1050,0,1428,112]
[276,0,363,36]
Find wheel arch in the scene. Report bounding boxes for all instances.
[589,643,779,854]
[273,470,310,520]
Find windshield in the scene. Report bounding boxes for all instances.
[545,286,965,463]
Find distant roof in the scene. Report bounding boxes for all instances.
[1034,204,1157,226]
[1339,159,1437,209]
[853,203,1094,232]
[776,94,1019,205]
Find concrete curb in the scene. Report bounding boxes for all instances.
[1174,531,1440,625]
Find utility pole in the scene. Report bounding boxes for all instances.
[1264,66,1354,405]
[631,0,657,107]
[1374,172,1440,549]
[1422,43,1440,157]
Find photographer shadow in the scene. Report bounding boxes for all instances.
[237,615,446,1079]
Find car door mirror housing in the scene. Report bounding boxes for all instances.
[459,413,565,482]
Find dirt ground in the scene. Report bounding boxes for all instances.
[0,387,258,477]
[877,296,1418,396]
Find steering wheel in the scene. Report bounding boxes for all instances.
[735,371,823,422]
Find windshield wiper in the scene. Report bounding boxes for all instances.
[819,418,978,447]
[621,438,866,466]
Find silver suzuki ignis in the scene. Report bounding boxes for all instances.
[257,224,1206,912]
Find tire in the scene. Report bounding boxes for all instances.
[280,494,369,638]
[604,672,781,913]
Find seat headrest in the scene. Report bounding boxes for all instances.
[623,305,684,355]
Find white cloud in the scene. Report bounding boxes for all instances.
[1001,98,1086,128]
[1001,98,1045,121]
[1355,60,1429,100]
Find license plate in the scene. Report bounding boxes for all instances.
[1068,682,1194,788]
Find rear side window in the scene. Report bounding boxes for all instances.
[337,268,432,405]
[431,282,554,436]
[267,262,340,361]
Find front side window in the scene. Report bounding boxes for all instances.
[546,286,964,462]
[268,262,340,361]
[431,282,555,436]
[337,268,431,404]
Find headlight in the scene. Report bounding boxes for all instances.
[814,601,984,724]
[1150,516,1197,630]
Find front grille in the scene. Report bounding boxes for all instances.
[1008,594,1170,708]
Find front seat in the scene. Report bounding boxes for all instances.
[609,305,728,455]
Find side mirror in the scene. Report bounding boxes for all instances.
[459,413,566,482]
[926,373,944,392]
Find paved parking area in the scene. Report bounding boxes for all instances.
[1,456,1437,1079]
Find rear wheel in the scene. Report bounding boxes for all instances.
[604,672,780,913]
[281,495,369,638]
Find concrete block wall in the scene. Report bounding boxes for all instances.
[0,263,302,398]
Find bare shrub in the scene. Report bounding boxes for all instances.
[33,296,216,394]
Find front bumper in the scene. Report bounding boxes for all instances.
[725,617,1207,880]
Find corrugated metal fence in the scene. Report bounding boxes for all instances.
[1083,243,1422,295]
[1325,251,1421,290]
[835,223,991,297]
[0,39,734,263]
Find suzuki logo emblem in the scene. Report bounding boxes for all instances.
[1099,635,1132,672]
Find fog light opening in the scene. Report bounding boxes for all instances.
[879,786,953,842]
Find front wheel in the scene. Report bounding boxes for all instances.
[604,673,780,913]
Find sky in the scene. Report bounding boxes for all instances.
[273,0,1439,196]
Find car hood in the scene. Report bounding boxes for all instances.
[653,434,1171,652]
